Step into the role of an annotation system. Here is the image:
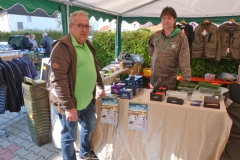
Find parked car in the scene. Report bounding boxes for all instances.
[0,42,13,51]
[8,35,24,50]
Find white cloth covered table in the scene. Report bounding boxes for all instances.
[91,89,232,160]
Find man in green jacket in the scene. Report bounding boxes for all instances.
[50,10,105,160]
[148,6,191,89]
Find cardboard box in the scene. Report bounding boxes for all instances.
[111,83,125,94]
[204,96,220,109]
[125,77,139,87]
[126,86,140,96]
[119,88,133,99]
[166,97,184,105]
[135,75,143,84]
[150,91,165,102]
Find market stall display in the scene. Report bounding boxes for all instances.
[92,89,232,160]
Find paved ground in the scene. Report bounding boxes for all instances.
[0,72,66,160]
[0,107,65,160]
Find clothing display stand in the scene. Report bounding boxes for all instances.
[0,51,24,138]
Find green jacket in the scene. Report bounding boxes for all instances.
[148,28,191,90]
[50,34,104,115]
[192,22,221,61]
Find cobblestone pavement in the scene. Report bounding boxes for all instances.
[0,107,64,160]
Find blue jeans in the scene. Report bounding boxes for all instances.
[57,102,97,160]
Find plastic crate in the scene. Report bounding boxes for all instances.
[22,77,47,101]
[24,97,51,146]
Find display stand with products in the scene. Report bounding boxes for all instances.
[50,85,232,159]
[91,89,232,160]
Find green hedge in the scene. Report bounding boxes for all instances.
[0,29,63,46]
[92,29,239,77]
[92,31,115,69]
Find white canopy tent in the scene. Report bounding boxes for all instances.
[1,0,240,57]
[50,0,240,18]
[49,0,240,57]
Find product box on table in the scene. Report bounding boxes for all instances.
[166,97,184,105]
[125,77,139,87]
[150,91,166,102]
[125,75,143,88]
[111,83,125,94]
[135,75,143,84]
[204,96,220,109]
[126,85,140,96]
[119,88,133,99]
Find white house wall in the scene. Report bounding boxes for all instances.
[0,14,10,32]
[7,14,59,31]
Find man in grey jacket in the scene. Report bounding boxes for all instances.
[40,32,53,57]
[148,6,191,89]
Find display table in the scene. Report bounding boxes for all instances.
[91,89,232,160]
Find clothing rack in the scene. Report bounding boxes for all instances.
[0,50,23,61]
[0,51,31,138]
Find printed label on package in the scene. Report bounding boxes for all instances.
[101,98,119,125]
[128,103,148,132]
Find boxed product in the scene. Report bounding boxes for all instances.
[111,83,125,94]
[205,73,215,80]
[166,97,184,105]
[119,88,133,99]
[190,91,214,102]
[130,54,144,64]
[177,82,197,95]
[190,101,202,107]
[125,76,140,87]
[204,96,220,109]
[126,85,140,96]
[166,90,188,100]
[150,91,165,102]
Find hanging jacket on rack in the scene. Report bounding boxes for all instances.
[177,24,194,49]
[0,65,7,114]
[20,57,38,79]
[192,22,221,61]
[6,61,24,106]
[11,59,28,77]
[0,59,19,112]
[218,23,240,60]
[0,54,38,113]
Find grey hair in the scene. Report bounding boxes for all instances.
[69,10,89,24]
[30,34,35,38]
[42,32,48,37]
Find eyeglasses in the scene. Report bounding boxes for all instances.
[71,23,91,30]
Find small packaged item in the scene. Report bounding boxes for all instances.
[204,96,220,109]
[150,91,165,102]
[166,90,188,100]
[191,91,214,102]
[166,97,184,105]
[204,73,215,80]
[190,101,202,107]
